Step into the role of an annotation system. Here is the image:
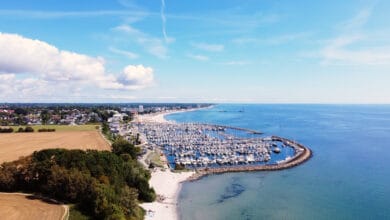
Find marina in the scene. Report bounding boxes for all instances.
[133,120,311,172]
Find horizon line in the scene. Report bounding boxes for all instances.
[1,102,390,105]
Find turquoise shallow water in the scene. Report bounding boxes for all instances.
[166,104,390,220]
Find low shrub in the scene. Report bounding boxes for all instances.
[38,128,56,132]
[0,127,14,133]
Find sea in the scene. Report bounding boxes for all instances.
[165,104,390,220]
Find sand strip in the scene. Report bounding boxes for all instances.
[140,169,194,220]
[137,108,206,220]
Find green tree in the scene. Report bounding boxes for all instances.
[14,108,28,115]
[111,138,140,159]
[40,110,51,124]
[24,126,34,132]
[0,163,17,191]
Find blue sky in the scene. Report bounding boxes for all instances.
[0,0,390,103]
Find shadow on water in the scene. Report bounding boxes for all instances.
[240,208,254,220]
[215,181,245,204]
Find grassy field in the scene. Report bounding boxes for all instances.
[0,193,67,220]
[146,150,165,167]
[0,131,111,163]
[9,124,100,132]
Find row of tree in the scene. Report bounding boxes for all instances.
[0,127,34,133]
[0,137,155,219]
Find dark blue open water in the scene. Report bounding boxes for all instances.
[166,104,390,220]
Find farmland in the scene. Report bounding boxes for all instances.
[0,130,110,163]
[0,193,67,220]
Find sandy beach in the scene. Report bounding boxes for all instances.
[135,107,212,124]
[140,169,194,220]
[137,108,202,220]
[136,112,175,123]
[134,105,214,123]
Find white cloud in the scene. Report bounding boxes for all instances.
[0,73,15,81]
[118,65,154,90]
[167,10,280,33]
[220,60,251,66]
[187,54,209,61]
[0,33,109,82]
[0,73,51,99]
[339,8,371,31]
[0,74,16,97]
[321,35,390,65]
[115,24,139,35]
[192,42,224,52]
[109,46,139,59]
[114,24,168,58]
[318,8,390,65]
[232,32,311,46]
[0,33,155,100]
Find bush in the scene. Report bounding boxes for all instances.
[24,126,34,132]
[38,128,56,132]
[0,127,14,133]
[175,163,186,170]
[16,127,37,133]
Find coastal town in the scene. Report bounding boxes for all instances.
[0,103,208,127]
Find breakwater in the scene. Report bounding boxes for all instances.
[187,136,312,181]
[198,123,263,134]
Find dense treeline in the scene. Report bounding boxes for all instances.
[0,138,155,220]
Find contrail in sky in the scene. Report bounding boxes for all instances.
[161,0,169,43]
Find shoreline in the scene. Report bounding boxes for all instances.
[137,106,312,220]
[135,105,214,124]
[140,168,194,220]
[138,107,207,220]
